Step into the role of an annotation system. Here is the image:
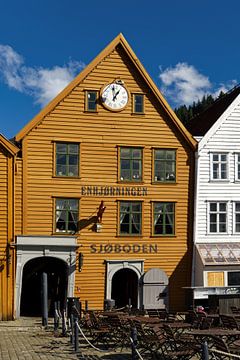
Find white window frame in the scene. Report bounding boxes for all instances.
[235,153,240,181]
[233,201,240,234]
[210,152,228,181]
[208,201,228,234]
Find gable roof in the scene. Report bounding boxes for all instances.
[0,133,19,155]
[186,85,240,137]
[15,33,196,149]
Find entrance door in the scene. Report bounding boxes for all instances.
[142,268,169,309]
[20,256,68,316]
[111,268,138,309]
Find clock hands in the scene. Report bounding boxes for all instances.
[113,89,120,101]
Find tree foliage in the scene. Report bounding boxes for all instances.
[175,92,225,126]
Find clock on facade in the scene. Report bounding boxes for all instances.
[101,81,129,111]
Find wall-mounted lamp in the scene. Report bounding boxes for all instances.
[78,252,84,272]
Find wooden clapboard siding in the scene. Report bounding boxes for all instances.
[0,137,18,320]
[15,34,195,312]
[196,96,240,246]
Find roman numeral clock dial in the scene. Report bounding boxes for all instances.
[101,81,129,111]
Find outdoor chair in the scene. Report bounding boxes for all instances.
[105,314,131,350]
[161,324,202,359]
[85,311,113,347]
[220,314,240,329]
[131,319,168,358]
[211,335,240,359]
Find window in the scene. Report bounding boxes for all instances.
[153,202,175,235]
[133,94,144,113]
[210,153,228,180]
[228,271,240,286]
[234,202,240,233]
[55,198,78,233]
[119,201,142,235]
[235,153,240,181]
[120,147,142,182]
[154,149,176,182]
[55,143,79,177]
[85,91,97,111]
[207,272,224,286]
[209,202,227,233]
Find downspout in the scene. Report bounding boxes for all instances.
[191,148,200,288]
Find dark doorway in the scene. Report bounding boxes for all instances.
[20,257,68,316]
[111,268,138,308]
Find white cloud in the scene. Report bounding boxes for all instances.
[0,45,85,106]
[159,62,238,106]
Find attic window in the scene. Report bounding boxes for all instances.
[85,90,98,112]
[133,94,144,114]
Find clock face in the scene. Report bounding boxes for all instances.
[101,82,129,111]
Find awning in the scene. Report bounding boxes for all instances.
[196,243,240,265]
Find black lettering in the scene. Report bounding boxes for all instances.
[87,186,92,195]
[81,186,86,195]
[90,244,97,253]
[116,187,121,195]
[123,245,131,253]
[142,187,148,196]
[149,244,158,253]
[125,187,131,195]
[131,187,137,196]
[133,245,141,253]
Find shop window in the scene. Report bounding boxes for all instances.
[55,142,79,177]
[208,202,227,233]
[207,272,224,286]
[85,90,98,111]
[133,94,144,114]
[228,271,240,286]
[55,198,78,233]
[154,149,176,182]
[120,147,142,182]
[210,153,228,180]
[119,201,142,235]
[153,202,175,235]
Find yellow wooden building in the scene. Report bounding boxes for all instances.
[0,135,19,320]
[2,34,196,319]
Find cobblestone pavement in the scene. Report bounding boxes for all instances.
[0,318,132,360]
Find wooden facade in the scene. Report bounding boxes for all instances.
[187,87,240,309]
[0,135,19,320]
[2,34,196,319]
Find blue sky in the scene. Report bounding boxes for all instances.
[0,0,239,139]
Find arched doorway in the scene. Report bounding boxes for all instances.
[111,268,138,308]
[20,257,68,316]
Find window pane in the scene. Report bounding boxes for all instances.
[120,148,142,182]
[120,202,141,235]
[134,94,144,113]
[87,91,97,111]
[56,143,79,177]
[154,149,176,182]
[55,198,78,233]
[153,202,174,235]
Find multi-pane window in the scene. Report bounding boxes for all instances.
[154,149,176,182]
[153,202,175,235]
[119,201,142,235]
[211,153,228,180]
[209,202,227,233]
[56,143,79,177]
[235,153,240,180]
[234,202,240,233]
[55,198,78,233]
[120,147,142,181]
[133,94,144,113]
[85,91,97,111]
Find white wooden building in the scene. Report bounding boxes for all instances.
[187,87,240,312]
